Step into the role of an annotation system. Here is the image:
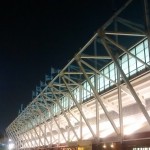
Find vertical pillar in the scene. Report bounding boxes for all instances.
[102,38,150,126]
[144,0,150,61]
[94,39,99,140]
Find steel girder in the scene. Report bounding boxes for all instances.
[6,0,150,149]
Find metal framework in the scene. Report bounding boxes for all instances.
[6,0,150,150]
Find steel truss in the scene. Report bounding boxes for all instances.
[6,0,150,150]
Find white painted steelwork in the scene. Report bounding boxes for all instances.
[6,0,150,149]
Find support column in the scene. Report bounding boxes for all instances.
[101,38,150,126]
[76,57,119,136]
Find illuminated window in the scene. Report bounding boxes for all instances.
[104,67,109,89]
[50,39,149,114]
[121,54,129,76]
[109,63,116,85]
[133,147,150,150]
[99,74,104,92]
[129,48,136,76]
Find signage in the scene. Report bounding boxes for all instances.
[61,146,77,150]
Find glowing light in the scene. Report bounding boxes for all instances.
[110,143,114,148]
[8,143,15,150]
[100,121,112,130]
[124,123,143,135]
[8,139,12,142]
[82,126,92,139]
[123,117,136,126]
[103,144,107,149]
[100,128,114,138]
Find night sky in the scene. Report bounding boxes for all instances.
[0,0,126,133]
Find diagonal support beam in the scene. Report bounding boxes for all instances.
[117,17,145,33]
[35,103,52,146]
[121,85,146,106]
[41,98,67,143]
[105,31,145,36]
[61,76,97,140]
[37,101,56,144]
[28,117,44,147]
[105,36,150,69]
[81,55,111,59]
[81,59,117,85]
[50,86,80,141]
[101,38,150,126]
[76,58,119,136]
[36,101,57,144]
[101,97,119,113]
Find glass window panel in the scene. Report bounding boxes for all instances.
[76,87,80,102]
[82,87,84,100]
[100,75,104,91]
[90,76,95,86]
[104,78,109,88]
[109,69,115,79]
[62,98,65,108]
[136,43,144,53]
[67,97,69,108]
[144,39,148,48]
[55,104,57,114]
[64,98,66,108]
[137,61,145,71]
[122,54,127,63]
[109,63,114,71]
[104,72,109,79]
[104,66,109,89]
[73,89,77,100]
[104,66,109,74]
[122,59,129,76]
[97,74,100,92]
[83,82,87,100]
[87,82,91,98]
[145,47,150,63]
[129,57,136,76]
[50,39,149,112]
[109,68,115,86]
[63,96,68,109]
[63,97,67,108]
[130,48,135,56]
[136,50,145,61]
[70,98,74,107]
[62,97,65,108]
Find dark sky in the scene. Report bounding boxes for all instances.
[0,0,126,133]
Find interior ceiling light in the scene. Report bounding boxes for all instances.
[110,143,114,148]
[103,144,107,149]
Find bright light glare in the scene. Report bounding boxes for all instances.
[8,143,15,150]
[110,143,114,148]
[103,144,107,148]
[100,121,112,130]
[82,126,92,140]
[8,139,12,142]
[124,123,143,135]
[124,116,146,135]
[100,128,114,138]
[123,117,136,125]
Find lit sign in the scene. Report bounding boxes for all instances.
[61,147,77,150]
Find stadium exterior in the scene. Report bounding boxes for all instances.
[6,0,150,150]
